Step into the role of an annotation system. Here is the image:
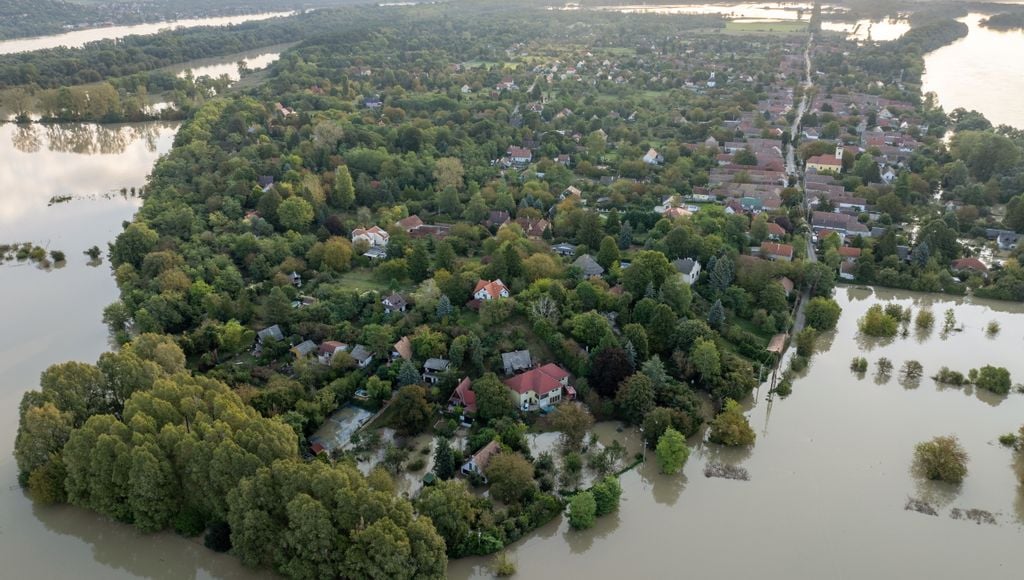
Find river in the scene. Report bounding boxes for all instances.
[0,121,273,579]
[923,14,1024,130]
[450,286,1024,579]
[0,12,294,56]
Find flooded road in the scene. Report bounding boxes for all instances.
[0,121,273,578]
[0,12,293,55]
[450,286,1024,579]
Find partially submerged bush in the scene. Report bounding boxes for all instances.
[913,435,968,483]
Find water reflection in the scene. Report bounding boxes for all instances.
[566,509,620,553]
[638,460,689,506]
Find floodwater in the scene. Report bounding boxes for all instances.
[177,50,283,81]
[0,12,293,55]
[923,14,1024,130]
[0,120,271,579]
[450,286,1024,579]
[598,2,813,19]
[821,18,910,41]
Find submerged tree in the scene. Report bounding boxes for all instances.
[913,435,969,484]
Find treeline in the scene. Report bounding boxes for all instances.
[0,11,317,89]
[981,13,1024,31]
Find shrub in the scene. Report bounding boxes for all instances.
[913,436,968,483]
[915,309,934,329]
[932,367,966,385]
[407,457,427,471]
[998,433,1018,447]
[858,305,898,337]
[172,507,207,537]
[708,399,756,447]
[805,297,842,330]
[591,476,622,516]
[986,321,1001,336]
[790,355,808,372]
[655,427,691,474]
[850,357,868,373]
[493,552,517,576]
[567,491,597,530]
[973,365,1011,395]
[795,327,817,357]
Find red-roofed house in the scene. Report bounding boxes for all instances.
[449,377,477,414]
[462,440,501,479]
[766,222,786,240]
[761,241,794,262]
[473,279,510,301]
[837,246,862,261]
[352,225,389,247]
[951,258,988,275]
[503,363,572,409]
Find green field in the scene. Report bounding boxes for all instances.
[723,20,808,34]
[337,268,402,293]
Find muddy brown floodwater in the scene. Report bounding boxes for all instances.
[450,286,1024,579]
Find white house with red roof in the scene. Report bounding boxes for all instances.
[502,363,573,410]
[473,279,510,301]
[352,225,389,247]
[760,241,794,262]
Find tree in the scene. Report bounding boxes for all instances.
[567,491,597,530]
[416,480,477,555]
[709,255,734,293]
[858,304,898,337]
[485,453,535,504]
[642,407,694,449]
[436,294,453,320]
[795,327,817,358]
[588,347,634,397]
[618,221,633,249]
[110,222,158,268]
[655,427,690,474]
[473,373,517,422]
[708,399,755,446]
[571,311,613,348]
[392,385,433,436]
[690,338,721,380]
[331,165,355,208]
[549,403,594,450]
[621,250,673,295]
[433,438,457,480]
[974,365,1011,395]
[805,297,842,330]
[397,360,421,387]
[913,436,969,483]
[734,146,758,166]
[277,197,314,232]
[434,157,465,191]
[591,475,622,516]
[14,402,73,481]
[615,373,655,425]
[707,299,726,329]
[596,236,620,270]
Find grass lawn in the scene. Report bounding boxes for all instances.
[337,268,407,293]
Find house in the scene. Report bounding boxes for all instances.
[502,349,533,375]
[392,336,413,361]
[837,246,862,262]
[642,148,663,165]
[485,210,510,228]
[382,293,408,314]
[289,271,302,288]
[806,154,842,173]
[460,84,472,94]
[473,279,510,301]
[573,254,605,277]
[556,154,571,166]
[552,243,577,257]
[950,258,988,275]
[672,258,701,285]
[422,358,451,384]
[257,324,285,344]
[997,232,1020,251]
[502,363,572,410]
[560,186,583,202]
[318,341,347,365]
[839,261,857,281]
[507,146,532,165]
[290,340,317,361]
[766,222,786,240]
[761,241,794,261]
[777,276,795,296]
[515,217,551,239]
[461,440,500,480]
[395,215,424,232]
[352,226,390,247]
[350,344,374,368]
[449,377,477,414]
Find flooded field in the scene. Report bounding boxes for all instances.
[450,286,1024,579]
